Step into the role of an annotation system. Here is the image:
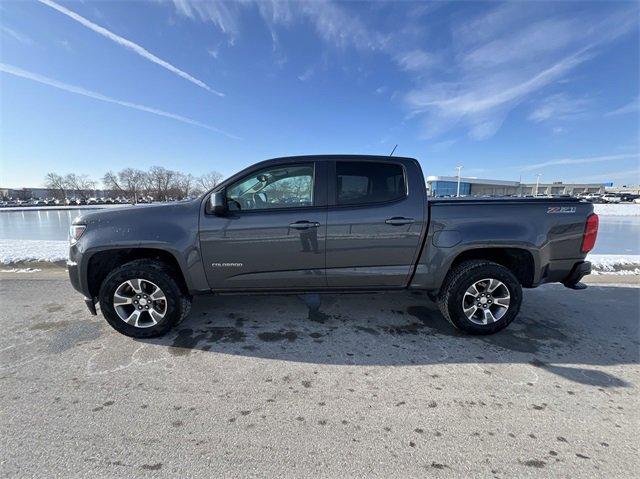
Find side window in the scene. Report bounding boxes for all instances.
[336,162,406,205]
[226,164,314,211]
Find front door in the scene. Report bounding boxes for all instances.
[200,161,327,290]
[325,160,425,288]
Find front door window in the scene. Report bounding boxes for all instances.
[226,164,314,211]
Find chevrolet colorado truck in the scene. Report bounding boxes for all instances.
[68,155,598,338]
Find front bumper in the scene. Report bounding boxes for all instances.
[67,259,82,293]
[67,257,97,315]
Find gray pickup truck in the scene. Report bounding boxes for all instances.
[68,155,598,338]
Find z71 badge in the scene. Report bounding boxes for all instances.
[547,207,576,214]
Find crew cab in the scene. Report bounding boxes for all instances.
[68,155,598,337]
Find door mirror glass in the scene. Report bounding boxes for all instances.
[209,191,228,216]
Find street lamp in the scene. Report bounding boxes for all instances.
[535,173,542,196]
[456,165,463,197]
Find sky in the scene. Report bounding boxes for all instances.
[0,0,639,188]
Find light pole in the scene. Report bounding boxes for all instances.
[535,173,542,196]
[456,165,463,197]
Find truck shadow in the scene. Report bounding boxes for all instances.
[141,285,639,388]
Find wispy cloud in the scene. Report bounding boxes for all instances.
[406,49,591,140]
[0,63,239,139]
[518,153,638,172]
[1,25,34,45]
[404,4,637,140]
[170,0,386,52]
[297,66,315,82]
[37,0,223,96]
[57,39,73,52]
[395,49,435,72]
[605,97,640,117]
[167,0,637,142]
[573,168,640,184]
[528,93,590,123]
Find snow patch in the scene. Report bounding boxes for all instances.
[588,254,640,275]
[0,239,68,264]
[1,267,42,273]
[593,204,640,216]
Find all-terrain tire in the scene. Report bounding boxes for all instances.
[99,259,191,338]
[437,260,522,335]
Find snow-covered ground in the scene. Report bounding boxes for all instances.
[0,239,68,264]
[593,203,640,216]
[588,254,640,275]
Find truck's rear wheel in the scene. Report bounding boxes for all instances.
[99,259,191,338]
[437,260,522,335]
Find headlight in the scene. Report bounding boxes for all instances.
[69,224,86,244]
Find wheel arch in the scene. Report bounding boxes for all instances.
[85,247,190,299]
[448,247,535,288]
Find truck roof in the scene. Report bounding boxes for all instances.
[266,154,418,162]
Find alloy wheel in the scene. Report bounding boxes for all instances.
[462,278,511,325]
[113,278,167,328]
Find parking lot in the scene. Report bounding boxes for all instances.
[1,270,638,477]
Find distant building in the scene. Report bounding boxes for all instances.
[426,176,606,197]
[606,185,640,194]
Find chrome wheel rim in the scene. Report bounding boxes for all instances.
[462,278,510,325]
[113,279,167,328]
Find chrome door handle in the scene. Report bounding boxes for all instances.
[385,217,415,226]
[289,221,320,229]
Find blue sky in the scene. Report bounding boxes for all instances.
[1,0,638,188]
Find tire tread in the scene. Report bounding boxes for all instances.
[437,260,521,335]
[98,259,191,338]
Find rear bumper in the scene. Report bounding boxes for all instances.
[562,261,591,288]
[535,257,591,286]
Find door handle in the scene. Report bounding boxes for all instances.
[385,217,415,226]
[289,221,321,229]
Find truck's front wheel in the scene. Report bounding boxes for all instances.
[99,259,191,338]
[437,260,522,335]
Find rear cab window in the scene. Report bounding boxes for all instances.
[336,161,406,205]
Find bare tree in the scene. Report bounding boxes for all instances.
[198,171,224,192]
[147,166,178,201]
[65,174,96,200]
[172,172,199,199]
[102,171,125,197]
[44,172,67,199]
[118,168,147,203]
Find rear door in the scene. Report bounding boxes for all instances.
[325,159,425,288]
[200,161,328,290]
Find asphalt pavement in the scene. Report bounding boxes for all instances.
[1,270,638,478]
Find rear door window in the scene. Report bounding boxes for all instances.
[336,161,406,205]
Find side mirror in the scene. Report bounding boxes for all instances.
[209,191,228,216]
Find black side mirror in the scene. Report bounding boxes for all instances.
[209,191,228,216]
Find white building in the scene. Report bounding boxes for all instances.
[426,176,606,197]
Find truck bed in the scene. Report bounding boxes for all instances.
[428,196,582,205]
